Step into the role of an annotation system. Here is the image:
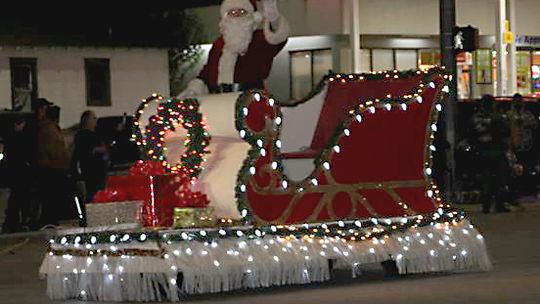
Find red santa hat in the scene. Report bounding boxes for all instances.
[220,0,259,17]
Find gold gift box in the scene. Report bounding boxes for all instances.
[173,207,215,228]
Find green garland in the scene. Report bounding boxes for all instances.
[131,94,211,178]
[49,206,465,249]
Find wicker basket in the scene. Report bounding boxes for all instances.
[86,201,143,227]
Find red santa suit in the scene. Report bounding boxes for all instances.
[180,0,289,96]
[199,29,287,92]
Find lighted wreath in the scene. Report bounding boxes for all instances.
[132,94,211,179]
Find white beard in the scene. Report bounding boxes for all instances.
[220,16,257,55]
[217,16,257,84]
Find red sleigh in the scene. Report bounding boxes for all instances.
[235,67,450,224]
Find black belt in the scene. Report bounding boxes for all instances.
[209,82,263,94]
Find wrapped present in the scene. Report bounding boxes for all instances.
[93,188,128,203]
[106,175,152,202]
[173,207,215,228]
[93,160,211,228]
[153,174,210,227]
[98,175,155,226]
[86,201,143,227]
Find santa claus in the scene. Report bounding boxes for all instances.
[178,0,289,97]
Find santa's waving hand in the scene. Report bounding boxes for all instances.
[178,0,289,98]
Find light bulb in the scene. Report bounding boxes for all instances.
[323,162,331,170]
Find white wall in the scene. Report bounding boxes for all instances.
[0,46,169,128]
[515,0,540,35]
[358,0,440,35]
[190,0,540,40]
[456,0,496,35]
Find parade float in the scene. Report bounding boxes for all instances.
[39,67,491,302]
[38,0,490,301]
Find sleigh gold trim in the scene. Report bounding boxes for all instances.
[235,67,450,224]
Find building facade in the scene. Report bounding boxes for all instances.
[0,46,169,128]
[189,0,540,101]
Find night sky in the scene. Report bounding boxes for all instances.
[0,2,220,47]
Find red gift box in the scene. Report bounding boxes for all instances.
[93,161,209,227]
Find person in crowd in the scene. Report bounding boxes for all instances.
[110,114,139,168]
[71,110,107,203]
[508,93,537,168]
[16,98,54,230]
[1,116,32,232]
[36,105,70,226]
[472,95,512,213]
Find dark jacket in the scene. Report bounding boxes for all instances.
[71,129,106,181]
[4,129,32,181]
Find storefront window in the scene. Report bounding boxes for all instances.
[290,49,333,100]
[395,49,418,70]
[312,49,333,87]
[372,49,393,71]
[360,49,371,72]
[475,49,493,84]
[532,51,540,93]
[456,52,473,99]
[291,51,312,100]
[516,51,531,95]
[419,49,440,69]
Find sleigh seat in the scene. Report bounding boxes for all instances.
[235,67,450,224]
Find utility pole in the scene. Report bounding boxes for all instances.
[439,0,457,199]
[496,0,508,96]
[350,0,361,73]
[507,0,517,94]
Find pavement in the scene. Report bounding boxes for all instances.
[0,202,540,303]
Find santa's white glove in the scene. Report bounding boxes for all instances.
[177,78,208,99]
[261,0,280,23]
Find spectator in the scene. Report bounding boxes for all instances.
[71,111,107,202]
[36,105,70,226]
[472,95,512,213]
[508,93,537,167]
[110,114,139,168]
[1,116,32,232]
[21,98,54,230]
